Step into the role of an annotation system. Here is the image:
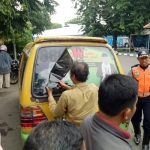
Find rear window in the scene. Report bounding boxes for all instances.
[32,46,119,98]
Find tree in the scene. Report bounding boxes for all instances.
[0,0,58,58]
[0,0,58,36]
[72,0,150,49]
[65,17,82,25]
[72,0,108,36]
[50,23,62,29]
[5,28,33,56]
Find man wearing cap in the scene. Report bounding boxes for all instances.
[128,49,150,150]
[0,45,12,90]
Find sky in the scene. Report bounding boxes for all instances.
[51,0,77,25]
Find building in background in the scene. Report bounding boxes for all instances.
[33,24,84,40]
[105,36,129,48]
[130,23,150,52]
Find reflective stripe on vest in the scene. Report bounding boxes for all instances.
[131,65,150,98]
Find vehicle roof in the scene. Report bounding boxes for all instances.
[25,36,107,49]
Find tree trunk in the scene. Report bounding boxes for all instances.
[12,31,17,60]
[113,31,117,50]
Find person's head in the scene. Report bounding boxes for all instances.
[23,120,84,150]
[137,49,149,66]
[98,74,138,123]
[70,61,89,84]
[102,53,109,65]
[0,45,7,51]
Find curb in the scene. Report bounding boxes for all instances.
[117,53,138,57]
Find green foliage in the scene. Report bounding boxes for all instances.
[30,7,53,34]
[50,23,62,29]
[5,28,33,58]
[0,0,58,56]
[0,0,58,37]
[72,0,150,49]
[15,29,33,52]
[65,17,82,24]
[72,0,150,37]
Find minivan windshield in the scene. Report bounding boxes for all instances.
[32,46,119,98]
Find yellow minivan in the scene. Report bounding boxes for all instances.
[18,36,125,144]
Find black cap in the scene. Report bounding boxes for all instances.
[138,50,149,58]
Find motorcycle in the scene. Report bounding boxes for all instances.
[10,60,19,84]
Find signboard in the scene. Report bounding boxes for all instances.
[63,46,119,86]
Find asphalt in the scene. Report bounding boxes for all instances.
[115,51,138,57]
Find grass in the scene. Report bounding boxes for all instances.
[117,49,128,52]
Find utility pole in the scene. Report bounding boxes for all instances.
[12,30,17,60]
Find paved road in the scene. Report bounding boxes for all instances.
[0,55,141,150]
[0,84,22,150]
[118,55,138,74]
[118,56,142,150]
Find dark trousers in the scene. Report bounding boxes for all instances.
[131,96,150,130]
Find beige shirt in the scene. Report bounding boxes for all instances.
[48,82,98,126]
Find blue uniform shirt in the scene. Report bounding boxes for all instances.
[0,50,12,74]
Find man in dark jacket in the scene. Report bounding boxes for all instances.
[0,45,12,89]
[80,74,138,150]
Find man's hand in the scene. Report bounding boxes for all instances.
[58,80,67,88]
[58,80,71,90]
[45,86,52,96]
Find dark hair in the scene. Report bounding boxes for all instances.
[98,74,138,116]
[23,120,83,150]
[70,61,89,82]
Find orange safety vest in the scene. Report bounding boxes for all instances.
[131,65,150,98]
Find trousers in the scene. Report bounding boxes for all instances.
[0,74,10,88]
[131,96,150,130]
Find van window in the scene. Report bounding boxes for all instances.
[32,46,119,98]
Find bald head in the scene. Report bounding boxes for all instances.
[70,62,89,82]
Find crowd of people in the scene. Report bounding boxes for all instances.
[1,46,149,150]
[23,49,150,150]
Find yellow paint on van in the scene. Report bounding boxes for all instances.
[19,36,124,144]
